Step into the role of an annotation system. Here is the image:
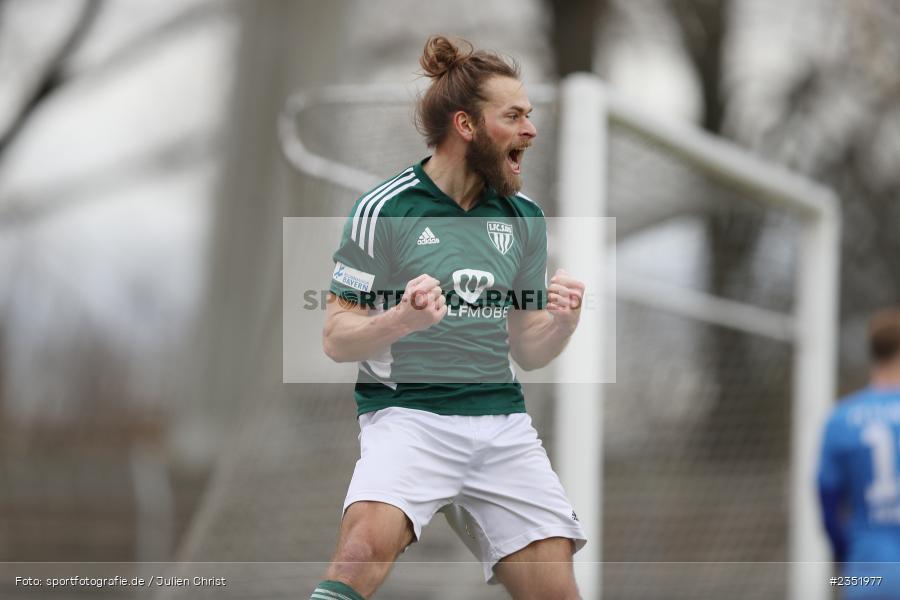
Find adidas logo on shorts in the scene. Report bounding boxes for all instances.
[417,227,440,245]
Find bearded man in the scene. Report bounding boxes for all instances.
[312,35,587,600]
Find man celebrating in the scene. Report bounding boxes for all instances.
[312,35,587,600]
[819,308,900,599]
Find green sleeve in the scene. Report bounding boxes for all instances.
[330,209,393,306]
[513,214,548,310]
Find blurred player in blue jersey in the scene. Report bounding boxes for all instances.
[819,308,900,599]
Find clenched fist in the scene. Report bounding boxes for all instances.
[547,268,585,337]
[393,274,447,334]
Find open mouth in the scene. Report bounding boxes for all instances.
[506,148,525,175]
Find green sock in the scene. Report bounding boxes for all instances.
[310,579,366,600]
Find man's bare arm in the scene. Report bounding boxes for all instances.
[322,274,446,363]
[507,269,584,370]
[508,310,572,370]
[322,296,406,363]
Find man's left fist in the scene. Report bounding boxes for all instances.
[547,268,585,336]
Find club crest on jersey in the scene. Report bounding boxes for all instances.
[487,221,514,255]
[452,269,494,304]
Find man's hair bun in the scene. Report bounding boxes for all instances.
[420,35,473,79]
[416,34,520,147]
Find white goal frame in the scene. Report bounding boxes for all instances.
[279,73,840,600]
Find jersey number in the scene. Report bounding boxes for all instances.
[862,422,900,505]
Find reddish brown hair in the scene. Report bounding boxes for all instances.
[870,308,900,364]
[415,35,520,148]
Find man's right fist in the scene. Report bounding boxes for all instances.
[393,274,446,334]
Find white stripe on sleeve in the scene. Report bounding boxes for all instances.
[366,178,419,257]
[351,167,413,243]
[312,589,354,600]
[357,171,416,253]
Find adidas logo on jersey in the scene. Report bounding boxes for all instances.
[417,227,440,245]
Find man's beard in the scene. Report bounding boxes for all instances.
[465,127,524,198]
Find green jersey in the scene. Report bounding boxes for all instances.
[330,158,548,417]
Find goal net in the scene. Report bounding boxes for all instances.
[159,76,838,600]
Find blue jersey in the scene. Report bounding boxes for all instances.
[818,386,900,598]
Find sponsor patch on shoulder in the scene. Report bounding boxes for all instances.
[332,261,374,293]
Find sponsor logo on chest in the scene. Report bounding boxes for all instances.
[452,269,494,304]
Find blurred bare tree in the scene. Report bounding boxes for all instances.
[548,0,900,427]
[719,1,900,390]
[667,0,776,453]
[546,0,777,453]
[0,0,102,159]
[0,0,238,575]
[547,0,607,75]
[750,1,900,384]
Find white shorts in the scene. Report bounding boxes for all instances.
[342,407,587,584]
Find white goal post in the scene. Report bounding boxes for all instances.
[279,73,840,600]
[552,74,840,600]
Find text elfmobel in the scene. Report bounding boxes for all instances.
[447,304,512,318]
